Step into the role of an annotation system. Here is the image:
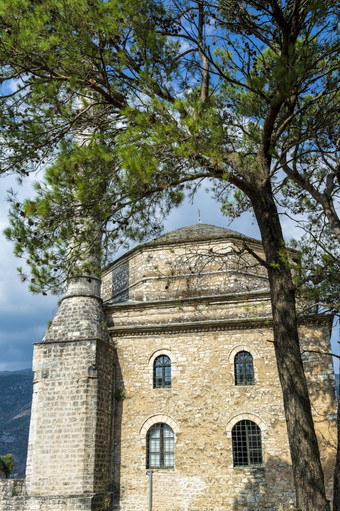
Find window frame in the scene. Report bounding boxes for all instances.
[232,420,263,467]
[153,355,171,388]
[234,350,255,386]
[146,423,175,469]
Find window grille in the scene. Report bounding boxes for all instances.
[232,420,263,466]
[234,351,254,385]
[153,355,171,388]
[147,423,174,469]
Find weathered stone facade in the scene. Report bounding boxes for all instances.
[102,225,336,510]
[0,479,26,510]
[0,224,336,510]
[22,276,114,511]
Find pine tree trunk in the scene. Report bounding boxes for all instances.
[333,394,340,510]
[251,183,327,511]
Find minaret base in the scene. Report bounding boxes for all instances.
[24,280,115,511]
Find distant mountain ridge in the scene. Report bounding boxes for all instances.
[0,369,33,478]
[0,369,33,377]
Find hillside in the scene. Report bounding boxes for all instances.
[0,370,33,478]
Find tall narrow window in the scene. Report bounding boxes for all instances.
[147,423,174,469]
[153,355,171,388]
[234,351,254,385]
[232,420,262,466]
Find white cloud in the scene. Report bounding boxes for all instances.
[0,174,58,370]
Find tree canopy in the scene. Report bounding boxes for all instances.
[1,2,340,509]
[1,0,339,296]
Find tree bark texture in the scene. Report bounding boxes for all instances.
[251,183,327,511]
[333,395,340,511]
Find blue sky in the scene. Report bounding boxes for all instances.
[0,173,338,373]
[0,174,58,371]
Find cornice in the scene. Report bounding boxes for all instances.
[104,289,272,312]
[108,314,331,337]
[34,337,114,348]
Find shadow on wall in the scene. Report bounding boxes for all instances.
[231,455,295,511]
[112,352,124,510]
[231,352,337,511]
[300,339,337,496]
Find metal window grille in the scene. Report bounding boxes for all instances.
[153,355,171,388]
[232,420,263,466]
[147,423,174,469]
[234,351,254,385]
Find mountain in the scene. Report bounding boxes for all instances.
[0,369,32,377]
[0,370,33,478]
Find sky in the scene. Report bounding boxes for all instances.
[0,172,339,373]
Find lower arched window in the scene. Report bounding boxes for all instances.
[234,351,254,385]
[232,420,262,466]
[147,423,174,469]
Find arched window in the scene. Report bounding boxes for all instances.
[153,355,171,388]
[234,351,254,385]
[147,423,174,469]
[232,420,262,466]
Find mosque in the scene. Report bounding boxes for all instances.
[0,224,337,510]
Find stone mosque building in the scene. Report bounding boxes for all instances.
[0,224,337,510]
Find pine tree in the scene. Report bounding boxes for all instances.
[1,1,340,509]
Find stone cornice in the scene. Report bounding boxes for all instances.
[34,337,115,348]
[104,289,272,312]
[108,314,331,337]
[59,293,103,304]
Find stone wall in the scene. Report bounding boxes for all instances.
[23,275,115,511]
[26,340,97,496]
[110,322,297,510]
[104,226,337,511]
[0,479,26,511]
[0,480,113,511]
[23,338,114,510]
[105,291,273,331]
[299,321,337,486]
[109,315,336,511]
[102,237,269,304]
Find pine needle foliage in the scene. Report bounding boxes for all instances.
[0,454,14,478]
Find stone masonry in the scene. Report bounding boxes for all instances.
[25,276,114,511]
[0,224,336,511]
[103,224,337,510]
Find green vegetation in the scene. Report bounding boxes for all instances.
[0,454,14,478]
[114,388,126,401]
[0,1,339,509]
